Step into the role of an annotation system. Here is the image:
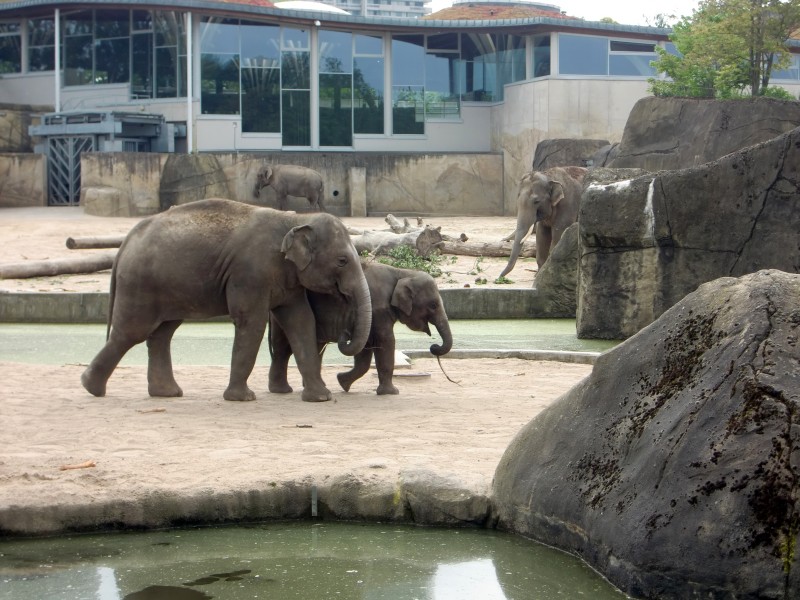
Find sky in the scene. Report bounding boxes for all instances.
[430,0,701,27]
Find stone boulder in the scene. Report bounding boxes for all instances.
[608,96,800,171]
[532,138,610,170]
[159,154,231,210]
[493,270,800,599]
[578,126,800,340]
[529,222,578,317]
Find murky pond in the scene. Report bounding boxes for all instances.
[0,319,617,366]
[0,522,627,599]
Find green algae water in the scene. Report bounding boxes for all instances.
[0,320,617,366]
[0,522,628,599]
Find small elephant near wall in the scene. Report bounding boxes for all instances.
[253,164,326,212]
[500,166,586,277]
[269,261,453,395]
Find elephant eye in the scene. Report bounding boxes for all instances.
[429,301,439,310]
[336,256,348,268]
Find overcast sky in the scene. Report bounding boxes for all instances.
[430,0,701,27]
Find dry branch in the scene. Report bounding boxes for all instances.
[66,235,125,250]
[0,253,116,279]
[441,239,536,258]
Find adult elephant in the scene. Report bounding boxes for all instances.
[253,164,326,212]
[269,262,452,396]
[81,198,371,403]
[499,166,586,278]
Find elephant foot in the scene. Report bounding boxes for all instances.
[148,382,183,398]
[376,383,399,395]
[301,386,332,402]
[336,372,355,392]
[224,385,257,402]
[81,368,107,397]
[269,380,294,394]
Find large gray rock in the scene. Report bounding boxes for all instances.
[493,270,800,599]
[608,96,800,171]
[530,222,578,316]
[532,138,610,170]
[578,126,800,340]
[159,154,231,210]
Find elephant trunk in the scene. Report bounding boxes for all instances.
[499,226,529,278]
[337,273,372,356]
[429,311,452,356]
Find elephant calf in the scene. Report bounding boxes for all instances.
[500,166,586,277]
[253,164,326,212]
[269,261,452,395]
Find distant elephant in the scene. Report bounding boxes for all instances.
[81,198,371,403]
[269,261,453,395]
[500,166,586,277]
[253,164,326,212]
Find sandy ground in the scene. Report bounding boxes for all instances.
[0,207,587,535]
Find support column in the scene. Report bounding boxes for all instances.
[348,166,367,217]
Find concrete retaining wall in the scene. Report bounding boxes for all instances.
[0,288,573,323]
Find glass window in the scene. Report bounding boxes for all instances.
[241,20,279,67]
[282,89,310,146]
[771,54,799,80]
[0,23,20,74]
[425,48,459,119]
[94,9,128,39]
[131,32,153,98]
[354,56,384,134]
[355,33,382,55]
[282,27,309,50]
[460,33,496,102]
[94,37,129,83]
[392,35,424,134]
[242,65,280,133]
[392,86,423,135]
[319,29,352,73]
[28,18,55,72]
[496,34,524,100]
[559,34,607,75]
[532,34,550,78]
[609,39,657,76]
[200,18,238,54]
[281,50,309,89]
[319,73,353,146]
[201,53,240,115]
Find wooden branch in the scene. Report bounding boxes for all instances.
[441,239,536,258]
[66,235,125,250]
[0,253,116,279]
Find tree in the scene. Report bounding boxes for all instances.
[650,0,800,98]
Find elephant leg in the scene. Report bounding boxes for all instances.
[277,193,288,211]
[268,318,294,394]
[337,347,373,392]
[373,336,399,395]
[536,225,553,269]
[146,319,183,397]
[81,326,148,397]
[225,312,268,402]
[272,303,331,402]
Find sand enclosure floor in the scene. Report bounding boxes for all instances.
[0,208,588,535]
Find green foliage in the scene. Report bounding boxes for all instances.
[494,276,515,285]
[761,85,796,100]
[375,245,446,278]
[649,0,800,98]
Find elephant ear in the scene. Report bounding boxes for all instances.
[549,180,565,206]
[281,225,313,271]
[390,278,414,316]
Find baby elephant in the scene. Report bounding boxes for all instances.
[269,261,453,395]
[253,164,326,212]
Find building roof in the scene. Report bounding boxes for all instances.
[274,0,349,14]
[424,1,577,22]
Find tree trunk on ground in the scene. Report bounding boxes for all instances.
[66,236,125,249]
[0,253,116,279]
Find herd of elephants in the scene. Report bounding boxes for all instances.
[81,163,581,402]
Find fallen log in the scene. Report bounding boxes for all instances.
[0,253,116,279]
[66,235,125,250]
[352,226,444,257]
[441,239,536,258]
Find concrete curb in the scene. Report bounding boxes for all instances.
[404,348,600,364]
[0,288,576,323]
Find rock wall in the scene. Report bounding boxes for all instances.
[532,138,609,170]
[79,151,504,217]
[578,126,800,340]
[0,153,46,207]
[494,270,800,599]
[607,96,800,171]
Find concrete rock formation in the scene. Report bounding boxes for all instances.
[578,126,800,340]
[158,153,231,211]
[529,221,578,317]
[493,269,800,599]
[531,138,610,170]
[607,96,800,171]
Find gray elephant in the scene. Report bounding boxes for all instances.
[81,198,371,403]
[499,166,586,277]
[268,261,452,396]
[253,164,326,212]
